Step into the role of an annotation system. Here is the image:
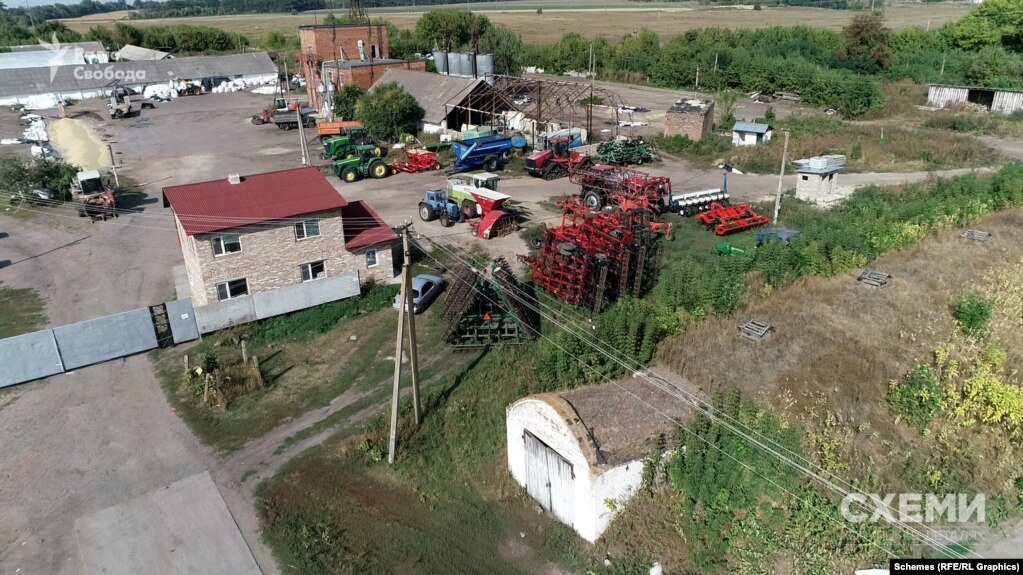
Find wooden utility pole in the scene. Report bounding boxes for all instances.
[772,129,791,225]
[388,222,422,464]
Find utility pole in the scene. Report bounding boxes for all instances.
[772,129,790,225]
[388,222,422,465]
[293,97,310,166]
[940,54,946,78]
[695,65,700,90]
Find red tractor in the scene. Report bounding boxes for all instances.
[525,137,591,180]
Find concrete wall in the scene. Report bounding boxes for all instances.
[591,461,644,539]
[192,270,361,333]
[52,308,159,370]
[0,330,64,388]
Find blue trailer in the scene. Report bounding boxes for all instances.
[448,133,527,174]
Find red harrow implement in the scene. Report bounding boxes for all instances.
[390,146,443,173]
[695,202,770,235]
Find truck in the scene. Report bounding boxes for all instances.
[525,136,591,180]
[448,133,527,174]
[316,120,364,141]
[108,86,133,119]
[251,96,317,131]
[71,170,116,220]
[569,163,730,216]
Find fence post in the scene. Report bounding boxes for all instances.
[241,340,248,364]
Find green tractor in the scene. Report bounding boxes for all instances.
[321,128,384,160]
[333,145,392,183]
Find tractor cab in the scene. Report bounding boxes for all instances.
[274,97,296,113]
[448,172,501,195]
[548,136,571,158]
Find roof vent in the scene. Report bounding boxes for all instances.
[228,174,242,185]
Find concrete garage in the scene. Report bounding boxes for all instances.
[506,376,696,542]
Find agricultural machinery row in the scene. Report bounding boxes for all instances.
[418,173,518,240]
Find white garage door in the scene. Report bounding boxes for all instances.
[524,431,574,527]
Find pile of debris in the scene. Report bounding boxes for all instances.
[519,198,670,313]
[0,113,59,160]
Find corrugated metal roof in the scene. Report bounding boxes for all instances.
[0,49,87,70]
[8,41,107,53]
[163,167,349,236]
[340,200,396,249]
[0,52,277,98]
[371,69,482,123]
[329,58,407,69]
[116,44,171,61]
[733,121,771,134]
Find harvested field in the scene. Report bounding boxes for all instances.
[658,209,1023,496]
[62,3,971,44]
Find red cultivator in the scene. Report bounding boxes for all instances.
[568,163,672,212]
[519,198,671,312]
[695,202,770,235]
[390,146,443,173]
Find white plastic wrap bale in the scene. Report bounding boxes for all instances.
[23,119,48,143]
[30,145,44,158]
[144,84,175,101]
[23,94,61,110]
[1,138,22,145]
[251,85,277,95]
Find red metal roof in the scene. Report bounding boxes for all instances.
[162,167,348,236]
[340,200,397,250]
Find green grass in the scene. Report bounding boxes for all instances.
[0,283,46,339]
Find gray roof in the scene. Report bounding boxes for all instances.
[371,69,482,123]
[0,52,277,98]
[116,44,171,61]
[733,121,771,134]
[0,49,87,70]
[8,41,107,53]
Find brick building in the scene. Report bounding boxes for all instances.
[300,24,419,109]
[664,98,714,141]
[163,167,397,306]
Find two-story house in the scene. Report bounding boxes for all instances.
[163,167,397,306]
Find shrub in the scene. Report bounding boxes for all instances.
[889,363,943,425]
[954,293,993,338]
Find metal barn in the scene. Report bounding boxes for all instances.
[927,84,1023,115]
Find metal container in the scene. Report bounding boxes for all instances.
[475,53,494,78]
[447,52,461,77]
[432,49,448,74]
[458,52,472,77]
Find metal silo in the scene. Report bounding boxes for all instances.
[458,52,472,77]
[476,54,494,78]
[432,49,448,74]
[447,52,461,77]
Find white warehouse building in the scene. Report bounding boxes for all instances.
[506,375,697,543]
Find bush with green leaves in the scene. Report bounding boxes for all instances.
[954,293,994,338]
[354,82,425,141]
[888,363,943,425]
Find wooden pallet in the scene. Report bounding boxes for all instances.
[857,269,891,288]
[961,229,991,243]
[738,318,773,342]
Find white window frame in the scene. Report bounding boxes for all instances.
[215,277,248,301]
[300,260,326,282]
[211,233,242,257]
[365,248,378,268]
[295,219,321,241]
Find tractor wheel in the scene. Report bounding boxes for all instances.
[305,117,316,128]
[371,146,383,157]
[530,236,543,249]
[419,203,436,222]
[541,163,557,181]
[484,155,499,172]
[634,157,644,165]
[370,162,390,179]
[582,191,603,211]
[558,242,577,256]
[341,167,359,183]
[471,225,480,238]
[344,152,356,160]
[439,213,455,227]
[461,200,477,220]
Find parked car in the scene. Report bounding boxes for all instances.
[392,274,445,314]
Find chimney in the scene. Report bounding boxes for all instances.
[357,40,366,62]
[228,174,242,185]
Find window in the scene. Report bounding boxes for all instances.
[801,175,809,181]
[300,260,326,282]
[216,278,248,301]
[366,248,378,268]
[295,219,321,240]
[211,233,241,256]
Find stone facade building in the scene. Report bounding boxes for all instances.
[163,167,396,306]
[664,98,714,141]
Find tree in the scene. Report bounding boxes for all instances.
[479,24,522,75]
[354,82,424,141]
[414,9,489,50]
[842,11,893,70]
[332,84,365,121]
[942,0,1023,52]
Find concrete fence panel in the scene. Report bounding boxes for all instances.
[53,308,160,371]
[193,296,257,334]
[252,272,361,319]
[0,329,64,388]
[166,298,200,344]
